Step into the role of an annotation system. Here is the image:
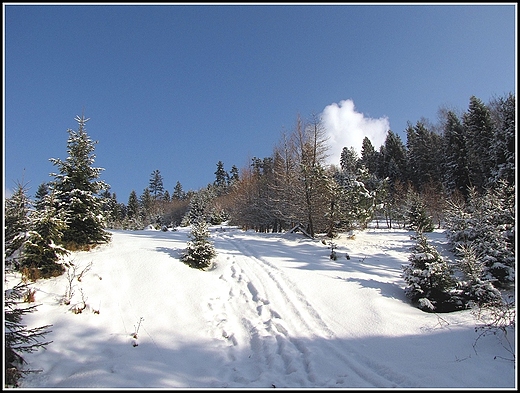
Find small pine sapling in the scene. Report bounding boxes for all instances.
[181,220,217,270]
[328,241,337,260]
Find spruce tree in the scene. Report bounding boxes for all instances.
[377,131,407,189]
[445,184,515,287]
[444,190,476,247]
[489,92,515,186]
[139,188,153,225]
[213,161,229,196]
[49,115,111,249]
[441,111,471,198]
[33,182,50,211]
[406,120,443,192]
[475,181,515,286]
[181,219,217,270]
[4,182,31,266]
[214,161,228,187]
[127,190,139,217]
[463,96,494,192]
[183,189,212,225]
[406,191,434,233]
[100,189,116,228]
[339,146,359,174]
[172,181,186,200]
[455,242,503,308]
[163,190,171,202]
[20,191,69,280]
[331,165,375,232]
[402,233,458,312]
[126,190,141,229]
[360,136,379,175]
[228,165,240,187]
[149,169,164,200]
[4,279,53,387]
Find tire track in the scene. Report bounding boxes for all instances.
[209,230,421,388]
[205,238,316,385]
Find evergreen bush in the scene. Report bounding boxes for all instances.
[181,220,217,270]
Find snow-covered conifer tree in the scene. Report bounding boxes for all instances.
[20,191,69,280]
[378,131,407,188]
[406,191,434,233]
[406,121,443,192]
[489,92,515,186]
[5,182,31,266]
[182,188,213,226]
[444,183,515,287]
[181,219,216,270]
[331,165,375,233]
[402,234,458,312]
[172,181,186,200]
[163,190,171,202]
[49,115,111,249]
[463,96,494,193]
[454,242,503,308]
[441,110,471,198]
[213,161,229,195]
[228,165,240,187]
[125,190,141,229]
[139,188,154,225]
[33,182,50,211]
[360,136,379,176]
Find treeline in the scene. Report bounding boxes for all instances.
[224,94,514,235]
[101,93,514,238]
[94,93,515,292]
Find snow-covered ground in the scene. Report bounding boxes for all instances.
[7,224,516,389]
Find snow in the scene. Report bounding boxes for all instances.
[7,224,516,389]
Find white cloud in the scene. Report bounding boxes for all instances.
[321,99,390,166]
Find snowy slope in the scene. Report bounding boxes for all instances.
[8,224,516,389]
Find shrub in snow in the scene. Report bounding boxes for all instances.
[181,220,217,270]
[402,233,461,312]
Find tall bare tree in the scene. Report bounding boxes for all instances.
[290,113,331,237]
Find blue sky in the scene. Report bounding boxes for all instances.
[4,3,516,202]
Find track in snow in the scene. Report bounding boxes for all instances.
[205,229,419,388]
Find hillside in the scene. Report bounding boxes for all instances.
[8,224,515,389]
